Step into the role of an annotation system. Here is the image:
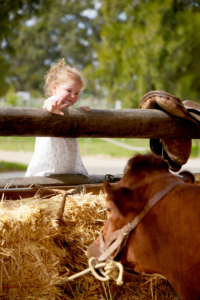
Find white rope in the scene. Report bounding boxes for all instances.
[57,257,124,286]
[104,261,123,285]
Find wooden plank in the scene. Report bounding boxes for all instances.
[0,182,115,200]
[0,107,199,138]
[0,174,122,189]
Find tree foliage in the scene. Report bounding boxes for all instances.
[97,0,200,107]
[1,0,200,108]
[0,0,52,95]
[0,0,102,97]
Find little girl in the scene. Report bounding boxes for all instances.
[25,59,89,177]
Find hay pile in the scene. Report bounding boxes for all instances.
[0,191,177,299]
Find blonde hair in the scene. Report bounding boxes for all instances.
[44,58,87,97]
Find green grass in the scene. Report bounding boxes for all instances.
[190,139,200,158]
[0,161,27,172]
[79,138,200,158]
[0,137,150,157]
[0,137,199,157]
[0,137,36,152]
[78,138,149,157]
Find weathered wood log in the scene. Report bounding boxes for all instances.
[0,107,200,138]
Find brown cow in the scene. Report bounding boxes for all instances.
[87,153,200,300]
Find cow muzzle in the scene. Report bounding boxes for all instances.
[87,236,102,260]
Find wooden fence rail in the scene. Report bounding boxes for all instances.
[0,107,200,139]
[0,107,200,190]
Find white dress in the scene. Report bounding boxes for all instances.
[25,97,88,177]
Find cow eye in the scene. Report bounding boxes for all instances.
[105,207,111,212]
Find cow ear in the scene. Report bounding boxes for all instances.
[103,182,118,200]
[177,171,195,184]
[103,182,134,216]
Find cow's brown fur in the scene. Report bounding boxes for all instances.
[87,153,200,300]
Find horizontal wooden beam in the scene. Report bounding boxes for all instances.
[0,174,122,189]
[0,172,199,191]
[0,107,200,139]
[0,183,117,199]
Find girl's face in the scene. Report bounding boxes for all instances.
[51,79,83,107]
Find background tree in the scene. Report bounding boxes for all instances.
[97,0,200,107]
[1,0,200,108]
[0,0,102,98]
[0,0,52,96]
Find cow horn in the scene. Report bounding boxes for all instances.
[124,164,131,174]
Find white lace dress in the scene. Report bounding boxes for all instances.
[25,97,88,177]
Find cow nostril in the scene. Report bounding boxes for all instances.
[86,246,95,258]
[86,248,91,258]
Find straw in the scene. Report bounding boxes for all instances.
[0,192,177,299]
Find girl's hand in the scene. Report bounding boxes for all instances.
[45,98,70,116]
[80,106,90,112]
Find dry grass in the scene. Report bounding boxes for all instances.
[0,192,177,299]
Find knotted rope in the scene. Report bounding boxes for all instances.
[58,257,124,286]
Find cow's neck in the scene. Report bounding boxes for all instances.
[124,172,179,214]
[140,172,177,197]
[119,175,197,300]
[123,209,200,300]
[119,172,179,265]
[98,173,182,263]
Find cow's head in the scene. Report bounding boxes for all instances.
[87,153,195,266]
